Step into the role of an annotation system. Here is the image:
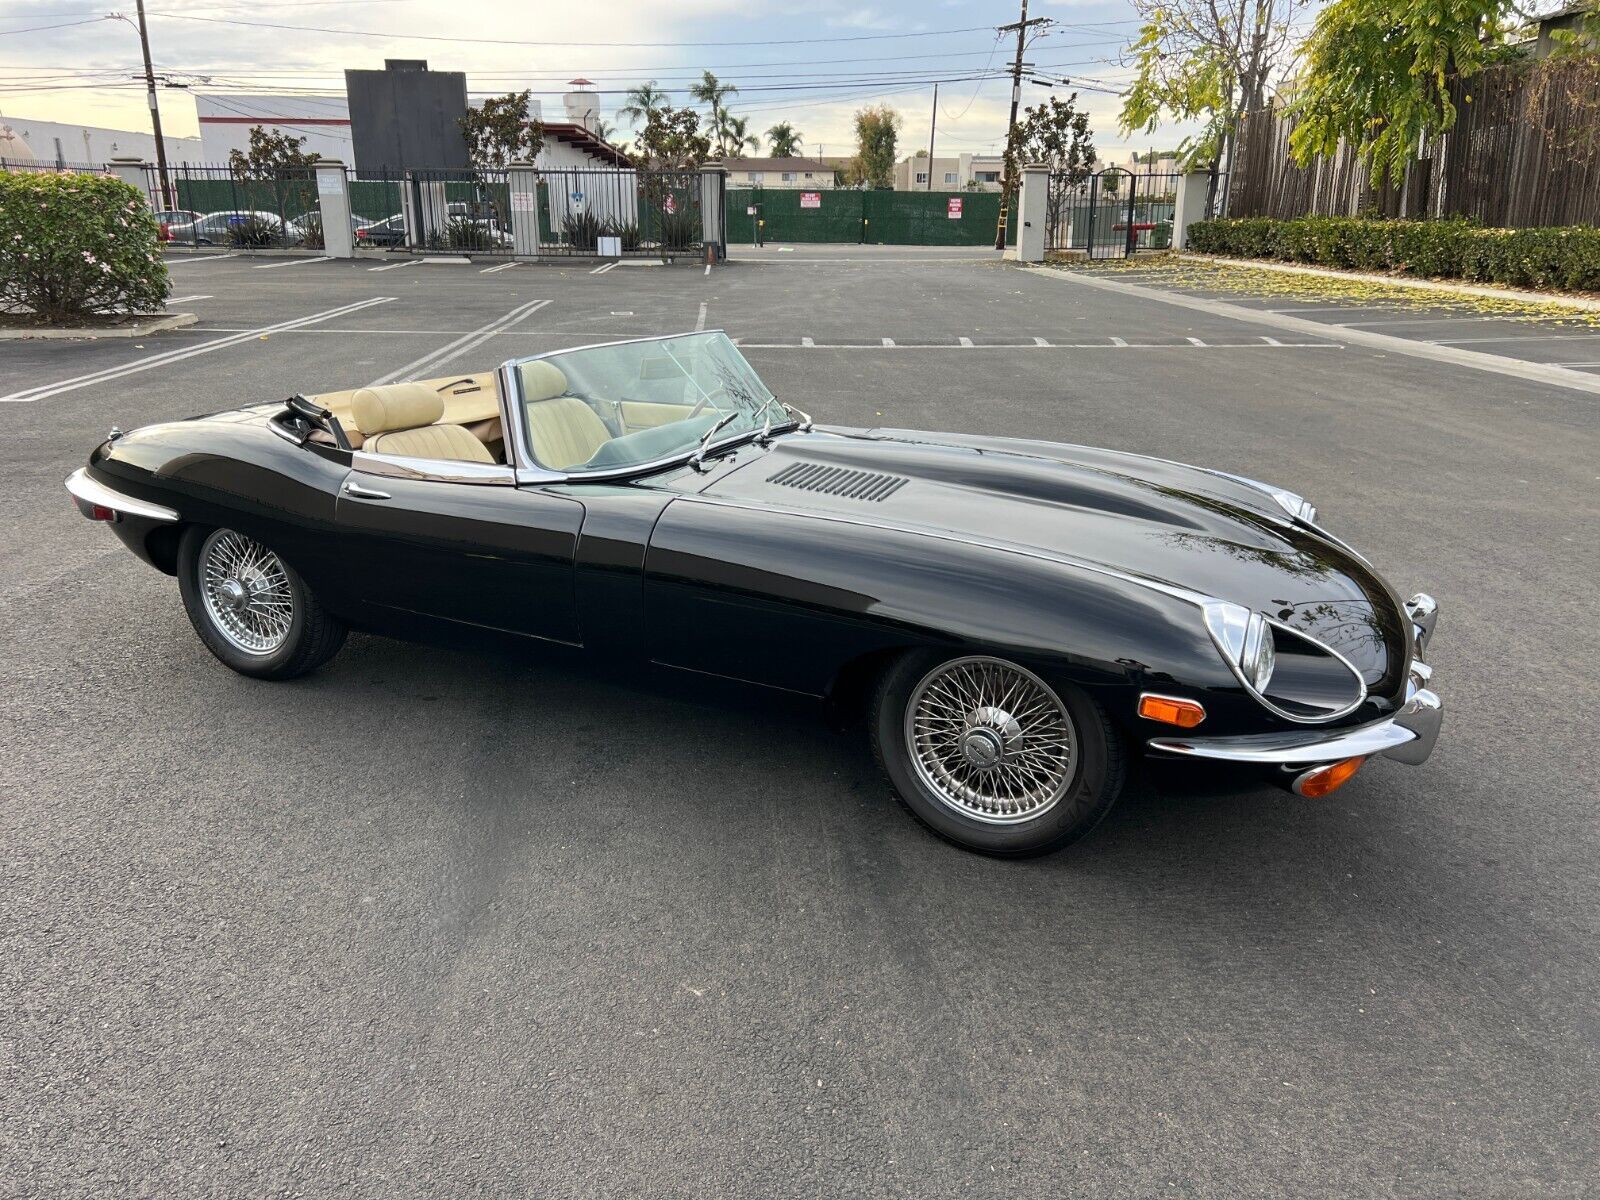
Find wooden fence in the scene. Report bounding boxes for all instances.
[1229,57,1600,227]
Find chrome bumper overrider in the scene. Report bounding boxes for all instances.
[1147,593,1443,768]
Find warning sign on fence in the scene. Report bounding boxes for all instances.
[800,192,821,209]
[947,197,963,219]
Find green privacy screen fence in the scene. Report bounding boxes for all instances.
[726,187,1017,246]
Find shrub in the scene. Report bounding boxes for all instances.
[1187,216,1600,294]
[226,215,280,248]
[0,171,168,321]
[562,209,602,250]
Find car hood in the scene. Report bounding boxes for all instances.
[709,427,1409,692]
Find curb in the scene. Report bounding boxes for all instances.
[0,312,199,341]
[1032,266,1600,398]
[1176,254,1600,313]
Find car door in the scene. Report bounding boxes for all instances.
[334,452,586,646]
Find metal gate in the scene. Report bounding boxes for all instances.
[1049,168,1181,258]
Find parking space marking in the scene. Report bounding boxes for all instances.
[163,253,238,266]
[1109,336,1128,347]
[480,262,518,274]
[1,297,396,404]
[695,301,708,332]
[1186,337,1207,346]
[1032,337,1050,346]
[958,336,974,347]
[589,262,619,275]
[801,337,815,347]
[1260,336,1282,345]
[883,337,897,347]
[368,260,421,273]
[1430,331,1600,345]
[253,257,332,270]
[366,298,552,386]
[732,340,1341,350]
[165,295,211,305]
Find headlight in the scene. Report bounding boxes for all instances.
[1203,601,1276,693]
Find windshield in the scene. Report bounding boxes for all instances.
[514,332,787,473]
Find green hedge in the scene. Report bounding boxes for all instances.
[0,171,168,321]
[1187,216,1600,294]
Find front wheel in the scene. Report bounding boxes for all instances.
[871,652,1124,857]
[177,526,346,680]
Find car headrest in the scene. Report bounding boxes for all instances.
[521,360,569,403]
[350,382,446,434]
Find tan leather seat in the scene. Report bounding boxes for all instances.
[521,360,612,470]
[351,382,495,464]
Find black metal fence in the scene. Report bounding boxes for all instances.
[535,167,705,258]
[144,162,322,250]
[1228,57,1600,227]
[0,158,108,174]
[1046,169,1182,257]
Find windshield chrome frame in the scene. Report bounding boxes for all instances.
[500,330,797,485]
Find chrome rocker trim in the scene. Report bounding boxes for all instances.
[64,468,179,522]
[1148,593,1443,768]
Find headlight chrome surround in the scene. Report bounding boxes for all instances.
[1202,601,1368,724]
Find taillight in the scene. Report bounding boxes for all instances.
[1137,693,1206,728]
[81,502,117,522]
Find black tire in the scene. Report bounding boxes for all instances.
[176,525,346,680]
[870,649,1124,857]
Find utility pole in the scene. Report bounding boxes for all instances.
[132,0,172,209]
[925,83,938,191]
[992,0,1049,249]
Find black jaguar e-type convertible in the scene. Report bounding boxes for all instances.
[67,331,1442,856]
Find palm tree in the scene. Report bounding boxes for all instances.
[592,116,614,142]
[766,121,802,158]
[718,113,760,157]
[689,71,738,150]
[619,81,669,128]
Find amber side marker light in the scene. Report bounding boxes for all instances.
[1293,756,1367,799]
[1138,694,1206,728]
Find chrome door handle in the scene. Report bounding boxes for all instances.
[343,481,391,500]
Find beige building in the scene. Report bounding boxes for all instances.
[721,156,837,188]
[892,152,1005,191]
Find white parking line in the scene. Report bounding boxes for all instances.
[480,261,518,274]
[695,301,708,332]
[704,264,712,277]
[589,261,619,275]
[253,256,332,270]
[1260,336,1282,345]
[163,253,238,266]
[368,260,421,273]
[1109,336,1128,347]
[1186,337,1207,346]
[1,297,396,404]
[366,297,552,386]
[958,336,974,347]
[1032,337,1050,347]
[800,336,815,347]
[882,337,896,347]
[732,340,1341,350]
[165,295,211,305]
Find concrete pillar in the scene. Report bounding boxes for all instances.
[699,166,727,261]
[313,159,354,257]
[1171,171,1213,251]
[1014,163,1050,262]
[507,162,542,259]
[108,156,150,206]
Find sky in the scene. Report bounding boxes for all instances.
[0,0,1192,163]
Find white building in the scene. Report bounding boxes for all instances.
[0,113,201,167]
[893,152,1004,191]
[192,84,628,172]
[720,156,837,189]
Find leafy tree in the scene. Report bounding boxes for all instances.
[1118,0,1304,205]
[718,113,760,156]
[851,104,902,189]
[592,116,614,142]
[1001,93,1097,242]
[689,71,738,150]
[766,121,802,157]
[620,81,671,128]
[227,126,316,179]
[1289,0,1529,184]
[635,106,712,170]
[459,90,544,168]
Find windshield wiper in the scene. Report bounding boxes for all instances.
[688,410,740,472]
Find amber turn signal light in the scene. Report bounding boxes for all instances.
[1137,693,1206,728]
[1292,756,1366,798]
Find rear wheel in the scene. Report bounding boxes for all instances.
[177,526,345,680]
[871,651,1124,857]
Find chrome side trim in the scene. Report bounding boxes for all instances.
[64,468,179,522]
[1405,593,1438,656]
[350,450,515,487]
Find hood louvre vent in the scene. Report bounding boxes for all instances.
[768,462,908,502]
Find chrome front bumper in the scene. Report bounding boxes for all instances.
[1147,593,1443,768]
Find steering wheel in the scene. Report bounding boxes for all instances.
[686,385,730,421]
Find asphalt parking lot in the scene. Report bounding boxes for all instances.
[4,246,1598,1197]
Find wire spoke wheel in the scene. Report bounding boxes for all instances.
[198,529,294,656]
[904,656,1079,825]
